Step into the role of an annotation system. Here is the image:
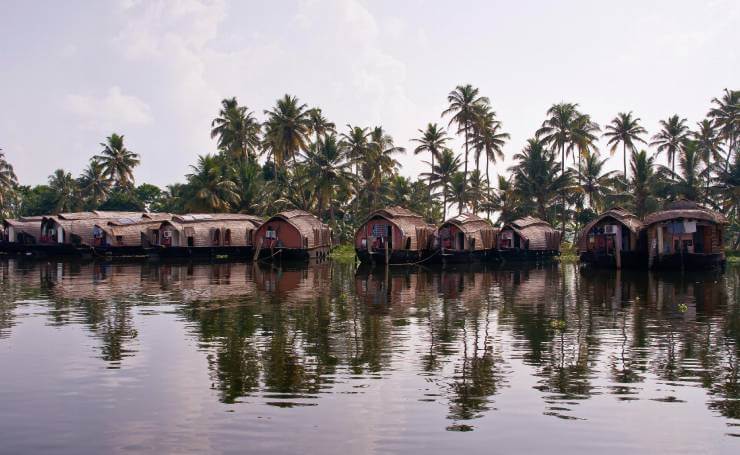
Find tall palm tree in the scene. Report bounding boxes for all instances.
[339,125,372,215]
[707,88,739,172]
[423,148,460,220]
[603,112,647,179]
[48,169,80,212]
[692,119,723,167]
[650,114,689,174]
[577,151,618,211]
[466,169,487,213]
[537,102,579,174]
[303,134,354,223]
[210,97,261,160]
[487,175,520,225]
[628,150,657,218]
[262,94,312,172]
[186,155,240,212]
[308,108,336,149]
[79,159,111,207]
[97,133,140,188]
[363,127,404,210]
[509,139,572,224]
[442,84,489,207]
[471,107,509,196]
[568,113,600,183]
[658,140,711,203]
[446,172,467,216]
[412,123,449,214]
[0,149,18,215]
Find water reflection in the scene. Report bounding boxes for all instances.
[0,258,738,446]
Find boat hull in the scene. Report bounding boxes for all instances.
[154,246,254,260]
[649,253,726,270]
[579,251,647,269]
[356,248,433,265]
[497,249,559,262]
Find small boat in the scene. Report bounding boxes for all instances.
[644,200,727,270]
[496,216,561,261]
[354,206,435,265]
[253,210,331,262]
[436,213,498,264]
[577,208,646,269]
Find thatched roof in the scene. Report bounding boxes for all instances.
[56,211,144,220]
[269,210,327,234]
[357,207,434,250]
[576,208,643,250]
[172,213,263,224]
[644,200,728,226]
[502,216,561,251]
[440,213,497,250]
[3,218,42,240]
[42,212,149,245]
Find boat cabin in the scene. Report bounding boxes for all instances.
[2,216,43,244]
[156,213,263,249]
[437,213,497,262]
[93,214,172,250]
[497,216,561,258]
[577,208,645,268]
[644,200,727,269]
[253,210,332,261]
[40,211,144,246]
[354,206,435,264]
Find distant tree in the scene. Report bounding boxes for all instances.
[412,123,449,214]
[707,88,739,171]
[650,114,689,174]
[603,112,647,179]
[96,133,140,188]
[577,151,618,212]
[262,94,312,172]
[48,169,81,212]
[186,155,240,212]
[211,97,261,160]
[78,159,111,208]
[0,148,19,216]
[423,148,460,220]
[628,150,658,218]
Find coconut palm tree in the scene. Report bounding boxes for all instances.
[577,151,618,212]
[650,114,689,174]
[707,88,739,171]
[303,134,354,223]
[210,97,261,160]
[603,112,647,179]
[568,113,601,183]
[363,127,404,210]
[658,140,712,203]
[423,148,461,220]
[446,172,468,216]
[509,139,572,224]
[48,169,80,212]
[471,107,509,195]
[308,108,335,149]
[628,150,658,218]
[412,123,449,213]
[97,133,140,188]
[442,84,489,206]
[186,155,240,212]
[339,125,372,211]
[692,119,723,167]
[486,175,520,225]
[262,94,312,172]
[0,149,18,215]
[79,159,111,208]
[537,102,579,174]
[466,169,487,213]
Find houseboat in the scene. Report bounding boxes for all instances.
[36,211,144,256]
[644,200,727,270]
[92,213,172,257]
[496,216,561,261]
[1,216,43,254]
[354,207,435,265]
[253,210,331,261]
[155,213,263,259]
[437,213,497,263]
[577,208,645,269]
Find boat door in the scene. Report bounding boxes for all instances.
[457,232,465,250]
[386,225,393,249]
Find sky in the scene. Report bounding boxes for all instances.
[1,0,738,187]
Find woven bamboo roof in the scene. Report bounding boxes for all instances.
[441,213,493,234]
[503,216,560,251]
[172,213,263,224]
[576,208,643,250]
[644,200,728,226]
[3,218,42,239]
[268,210,328,234]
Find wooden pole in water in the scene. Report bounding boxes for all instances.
[385,237,389,264]
[615,225,622,269]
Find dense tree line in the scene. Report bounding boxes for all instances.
[0,87,737,245]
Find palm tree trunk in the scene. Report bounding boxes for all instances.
[561,143,566,235]
[442,189,447,221]
[463,124,469,210]
[623,143,627,179]
[725,134,736,172]
[429,154,435,221]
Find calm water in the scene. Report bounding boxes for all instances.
[0,259,738,454]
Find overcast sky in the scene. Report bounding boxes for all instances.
[1,0,738,187]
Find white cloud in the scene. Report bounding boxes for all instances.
[65,86,153,129]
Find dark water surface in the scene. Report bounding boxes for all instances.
[0,259,738,454]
